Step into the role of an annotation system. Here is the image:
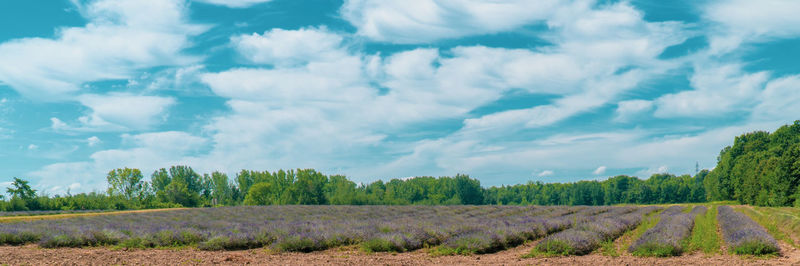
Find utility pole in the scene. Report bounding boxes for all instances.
[695,161,699,175]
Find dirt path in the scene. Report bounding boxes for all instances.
[0,208,187,223]
[0,244,795,265]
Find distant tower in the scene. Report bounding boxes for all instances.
[695,161,699,175]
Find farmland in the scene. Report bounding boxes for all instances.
[1,204,798,265]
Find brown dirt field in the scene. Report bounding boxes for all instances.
[0,208,188,223]
[1,243,797,266]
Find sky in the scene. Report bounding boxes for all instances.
[1,0,799,195]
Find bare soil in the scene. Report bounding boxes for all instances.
[1,243,798,266]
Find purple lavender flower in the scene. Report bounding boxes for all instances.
[717,206,779,255]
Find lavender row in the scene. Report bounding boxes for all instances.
[534,206,661,255]
[629,205,706,256]
[0,205,607,252]
[435,206,616,253]
[717,206,779,255]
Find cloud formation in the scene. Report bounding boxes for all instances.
[4,0,800,194]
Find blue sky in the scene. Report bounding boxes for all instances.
[1,0,799,195]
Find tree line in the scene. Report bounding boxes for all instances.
[0,166,707,211]
[2,120,797,211]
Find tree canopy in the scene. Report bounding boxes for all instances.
[705,120,800,206]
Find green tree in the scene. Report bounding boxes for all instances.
[291,169,328,205]
[210,172,234,206]
[454,174,483,205]
[7,177,36,200]
[106,168,145,201]
[151,168,171,192]
[243,182,273,205]
[162,178,199,207]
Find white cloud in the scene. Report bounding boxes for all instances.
[341,0,563,43]
[448,1,684,134]
[200,58,372,104]
[232,27,347,66]
[654,64,768,118]
[704,0,800,54]
[636,165,669,177]
[752,75,800,123]
[461,68,648,134]
[0,0,206,101]
[27,1,724,191]
[50,118,69,131]
[30,131,207,194]
[614,100,653,122]
[537,170,554,177]
[593,166,607,175]
[194,0,272,8]
[52,93,175,131]
[140,65,208,93]
[191,2,691,185]
[87,136,101,147]
[28,144,39,150]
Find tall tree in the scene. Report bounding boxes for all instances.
[6,177,36,200]
[106,168,145,200]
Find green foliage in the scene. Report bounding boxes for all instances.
[361,237,405,253]
[532,239,573,256]
[600,240,619,257]
[198,236,233,251]
[730,240,780,255]
[243,182,273,205]
[631,243,680,257]
[707,120,800,206]
[160,179,199,207]
[2,167,712,211]
[7,177,36,200]
[106,168,145,201]
[485,173,707,206]
[454,174,483,205]
[0,231,40,245]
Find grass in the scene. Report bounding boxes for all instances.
[621,208,664,253]
[523,240,574,258]
[361,237,406,253]
[729,241,780,256]
[599,240,618,257]
[631,242,680,257]
[686,205,720,254]
[736,206,797,248]
[429,246,471,256]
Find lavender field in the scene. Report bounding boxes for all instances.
[0,205,608,253]
[533,206,661,255]
[0,205,787,258]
